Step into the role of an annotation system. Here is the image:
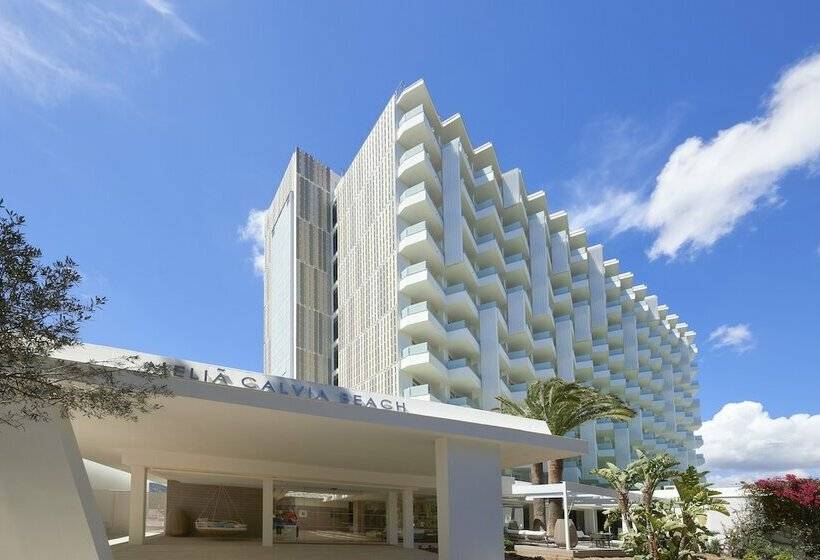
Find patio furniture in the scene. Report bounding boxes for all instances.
[591,532,614,548]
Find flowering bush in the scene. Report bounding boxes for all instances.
[726,475,820,559]
[752,475,820,510]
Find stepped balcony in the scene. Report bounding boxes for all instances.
[502,221,528,254]
[402,383,440,403]
[508,350,536,383]
[444,283,478,323]
[475,231,504,271]
[597,441,616,457]
[400,344,447,386]
[398,143,441,195]
[533,361,556,380]
[399,301,447,346]
[446,320,480,357]
[532,330,556,361]
[571,274,590,301]
[607,323,623,345]
[399,221,444,270]
[504,253,530,289]
[399,262,445,309]
[397,105,441,162]
[474,198,503,239]
[448,395,478,408]
[474,165,501,202]
[398,182,443,233]
[446,357,481,393]
[477,265,506,305]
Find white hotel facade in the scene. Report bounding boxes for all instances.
[264,80,704,484]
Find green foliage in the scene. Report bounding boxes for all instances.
[0,201,170,429]
[592,461,639,532]
[495,378,635,437]
[616,457,727,560]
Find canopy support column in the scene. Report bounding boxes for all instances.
[562,482,570,551]
[128,465,147,545]
[262,478,273,547]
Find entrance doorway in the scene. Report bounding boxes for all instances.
[272,483,387,544]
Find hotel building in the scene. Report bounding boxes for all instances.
[263,80,704,483]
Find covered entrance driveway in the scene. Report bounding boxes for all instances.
[112,535,437,559]
[2,344,587,560]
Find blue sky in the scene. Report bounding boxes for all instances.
[1,1,818,482]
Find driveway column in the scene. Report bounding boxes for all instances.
[435,437,502,560]
[386,491,399,545]
[262,478,274,547]
[402,488,414,549]
[128,465,147,545]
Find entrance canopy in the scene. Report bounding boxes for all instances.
[62,344,587,490]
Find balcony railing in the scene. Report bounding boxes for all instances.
[399,182,427,203]
[398,104,425,128]
[399,143,426,165]
[400,221,428,240]
[505,253,525,265]
[477,266,498,279]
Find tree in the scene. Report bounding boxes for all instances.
[629,450,681,560]
[0,200,170,430]
[592,461,639,533]
[624,464,728,560]
[496,378,635,535]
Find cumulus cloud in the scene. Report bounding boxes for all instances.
[0,0,200,104]
[709,323,754,353]
[239,209,266,275]
[569,52,820,260]
[697,401,820,485]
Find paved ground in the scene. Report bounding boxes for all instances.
[111,535,438,559]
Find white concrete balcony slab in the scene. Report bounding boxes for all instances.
[399,343,447,386]
[397,105,441,161]
[575,354,594,379]
[533,361,556,380]
[502,221,528,255]
[477,266,506,305]
[504,253,530,289]
[592,365,611,388]
[398,183,442,233]
[592,339,609,361]
[448,395,478,408]
[399,302,447,345]
[639,391,654,408]
[475,231,504,271]
[497,343,510,373]
[625,381,641,399]
[445,258,478,290]
[609,373,627,393]
[397,144,441,196]
[638,368,654,387]
[461,218,478,258]
[402,383,441,403]
[446,358,481,393]
[508,351,536,383]
[532,331,556,361]
[444,284,478,323]
[474,165,501,201]
[398,222,444,270]
[608,347,625,370]
[552,286,572,316]
[474,198,503,239]
[607,324,623,345]
[446,320,480,357]
[606,300,622,323]
[509,382,529,403]
[399,262,445,308]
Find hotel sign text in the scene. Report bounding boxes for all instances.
[169,364,407,412]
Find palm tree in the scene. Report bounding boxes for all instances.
[496,378,635,536]
[631,450,680,560]
[591,461,639,534]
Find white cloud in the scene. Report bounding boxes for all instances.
[0,0,200,104]
[568,52,820,260]
[709,323,754,353]
[697,401,820,484]
[239,208,266,275]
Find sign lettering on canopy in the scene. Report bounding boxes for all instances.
[168,363,407,412]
